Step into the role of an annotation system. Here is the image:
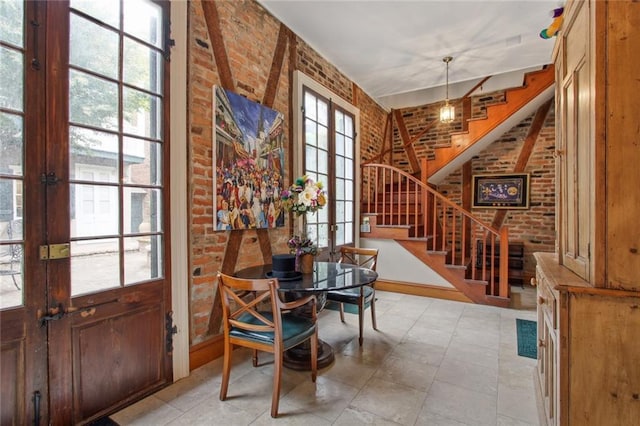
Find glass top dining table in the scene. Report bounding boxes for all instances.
[234,261,379,293]
[234,261,378,370]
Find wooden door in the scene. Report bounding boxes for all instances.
[558,0,590,281]
[1,1,173,424]
[0,1,48,423]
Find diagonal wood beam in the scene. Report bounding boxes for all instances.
[491,98,553,229]
[263,24,289,108]
[393,110,421,173]
[201,0,234,91]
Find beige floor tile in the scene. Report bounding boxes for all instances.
[372,354,438,392]
[421,380,497,426]
[350,377,426,425]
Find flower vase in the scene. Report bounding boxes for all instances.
[298,253,315,274]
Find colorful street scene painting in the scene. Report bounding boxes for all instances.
[212,86,286,230]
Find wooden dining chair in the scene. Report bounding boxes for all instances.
[216,272,318,418]
[326,247,379,346]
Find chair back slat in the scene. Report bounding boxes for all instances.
[218,273,281,334]
[338,247,379,271]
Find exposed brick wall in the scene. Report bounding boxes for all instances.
[187,0,387,345]
[392,91,556,281]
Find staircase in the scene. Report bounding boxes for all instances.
[361,163,510,306]
[427,66,554,183]
[359,67,556,305]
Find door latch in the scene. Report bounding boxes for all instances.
[39,303,65,327]
[40,243,70,260]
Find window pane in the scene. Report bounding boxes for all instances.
[344,135,354,159]
[345,158,353,180]
[317,99,328,126]
[304,92,316,120]
[0,113,23,175]
[0,242,23,309]
[0,47,23,111]
[70,13,118,79]
[344,222,353,245]
[124,234,162,284]
[335,110,344,133]
[123,137,161,185]
[336,155,344,179]
[318,124,328,150]
[71,238,120,296]
[70,183,119,238]
[70,127,119,180]
[345,201,353,221]
[123,0,163,48]
[71,0,120,28]
[123,187,162,234]
[336,201,345,223]
[124,37,163,94]
[305,145,316,172]
[0,0,23,47]
[336,223,345,246]
[345,115,353,138]
[123,87,162,139]
[304,119,316,146]
[70,70,118,130]
[345,180,353,200]
[317,150,328,175]
[335,133,344,157]
[335,178,344,200]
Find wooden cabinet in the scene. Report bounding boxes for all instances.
[535,253,640,426]
[536,1,640,424]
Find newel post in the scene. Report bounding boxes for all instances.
[499,227,510,298]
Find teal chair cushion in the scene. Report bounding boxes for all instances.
[327,285,374,305]
[230,312,316,349]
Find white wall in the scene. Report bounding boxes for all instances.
[360,238,453,288]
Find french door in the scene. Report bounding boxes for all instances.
[0,1,172,424]
[302,87,356,259]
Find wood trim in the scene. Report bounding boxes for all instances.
[201,0,234,91]
[376,280,473,303]
[263,23,288,108]
[189,335,224,371]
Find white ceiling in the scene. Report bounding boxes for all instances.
[257,0,559,109]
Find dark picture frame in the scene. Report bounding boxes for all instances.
[472,173,530,209]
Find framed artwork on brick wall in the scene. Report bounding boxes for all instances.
[472,173,530,209]
[212,86,286,230]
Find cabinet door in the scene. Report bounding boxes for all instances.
[558,1,591,281]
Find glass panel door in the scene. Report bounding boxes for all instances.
[302,87,356,258]
[68,0,165,296]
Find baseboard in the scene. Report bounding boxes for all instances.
[189,335,224,371]
[376,279,473,303]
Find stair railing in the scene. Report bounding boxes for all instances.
[361,162,509,299]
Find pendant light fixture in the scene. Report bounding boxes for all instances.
[439,56,455,123]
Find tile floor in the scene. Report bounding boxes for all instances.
[112,289,540,425]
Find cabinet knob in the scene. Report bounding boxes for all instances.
[538,296,546,305]
[530,277,537,287]
[538,338,546,348]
